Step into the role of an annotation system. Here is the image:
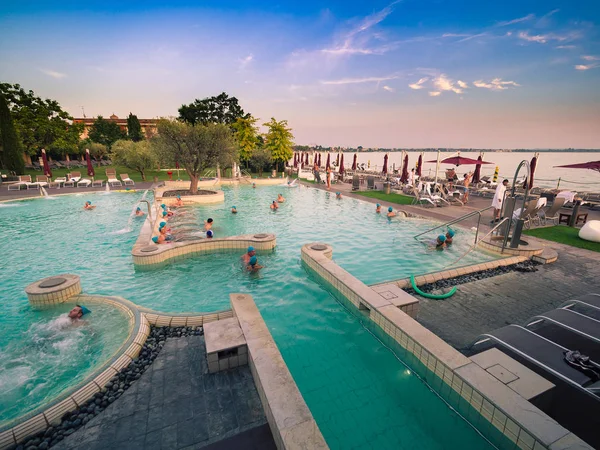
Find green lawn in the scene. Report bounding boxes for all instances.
[524,226,600,253]
[354,190,414,205]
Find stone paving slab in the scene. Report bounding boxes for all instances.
[53,335,273,450]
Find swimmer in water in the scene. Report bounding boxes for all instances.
[252,182,256,189]
[174,195,183,207]
[336,192,342,200]
[231,206,237,214]
[445,229,455,245]
[68,304,91,321]
[433,234,446,250]
[387,206,396,218]
[277,193,285,203]
[159,226,174,241]
[376,203,381,213]
[242,246,255,263]
[84,201,95,210]
[135,206,145,216]
[204,218,213,231]
[270,200,278,210]
[247,255,263,272]
[206,230,214,239]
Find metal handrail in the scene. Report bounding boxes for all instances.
[413,205,495,245]
[138,200,152,220]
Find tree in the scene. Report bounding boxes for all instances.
[79,140,108,160]
[232,116,259,168]
[0,94,25,173]
[112,140,156,181]
[178,92,247,125]
[263,118,294,171]
[249,147,272,177]
[0,83,83,156]
[127,113,144,142]
[153,119,236,193]
[89,116,126,149]
[48,124,83,161]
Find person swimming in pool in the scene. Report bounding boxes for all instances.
[277,193,285,203]
[135,206,145,216]
[242,246,256,263]
[247,255,263,272]
[174,195,183,207]
[231,206,237,214]
[68,304,91,322]
[152,235,166,244]
[204,218,213,231]
[376,203,381,213]
[270,201,278,210]
[84,201,95,210]
[445,229,455,245]
[206,230,214,239]
[387,206,396,218]
[336,192,342,200]
[252,182,256,189]
[159,226,174,241]
[433,234,446,250]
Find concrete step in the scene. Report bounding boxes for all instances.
[532,247,558,264]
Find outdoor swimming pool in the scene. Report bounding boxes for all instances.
[2,187,498,448]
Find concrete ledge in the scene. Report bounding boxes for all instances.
[532,248,559,264]
[140,307,234,327]
[204,317,248,373]
[155,184,224,205]
[479,238,544,257]
[230,294,328,450]
[25,274,82,307]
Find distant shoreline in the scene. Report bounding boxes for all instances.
[294,148,600,153]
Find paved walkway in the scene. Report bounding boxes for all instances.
[54,336,274,450]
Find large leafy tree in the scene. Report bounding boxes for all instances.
[263,118,294,171]
[112,139,156,181]
[178,92,247,125]
[249,147,272,177]
[152,119,236,193]
[79,140,108,160]
[89,116,126,149]
[232,116,259,168]
[0,83,83,157]
[126,113,144,142]
[0,94,25,173]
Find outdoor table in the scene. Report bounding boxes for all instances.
[559,213,588,226]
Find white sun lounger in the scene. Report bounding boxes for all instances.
[120,173,135,186]
[8,175,38,190]
[106,170,122,187]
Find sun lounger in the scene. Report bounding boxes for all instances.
[352,175,360,191]
[366,176,376,190]
[411,190,436,207]
[106,169,122,187]
[561,294,600,311]
[538,197,565,225]
[92,179,104,187]
[120,173,135,186]
[34,175,50,188]
[8,175,38,190]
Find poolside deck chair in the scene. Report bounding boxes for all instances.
[366,176,376,190]
[352,175,360,191]
[92,179,104,187]
[538,197,565,225]
[8,175,38,190]
[425,185,450,206]
[523,199,547,229]
[34,175,50,188]
[106,169,122,187]
[561,294,600,311]
[120,173,135,186]
[411,190,436,208]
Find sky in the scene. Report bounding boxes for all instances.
[1,0,599,148]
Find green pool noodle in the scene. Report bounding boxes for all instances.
[410,275,457,299]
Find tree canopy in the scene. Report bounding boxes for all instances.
[153,119,236,193]
[112,139,156,180]
[178,92,247,125]
[127,113,144,142]
[232,115,260,166]
[263,118,294,171]
[0,93,25,173]
[0,83,83,156]
[79,140,108,160]
[89,116,126,149]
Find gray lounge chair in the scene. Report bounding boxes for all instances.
[539,197,565,225]
[352,175,359,191]
[367,176,376,190]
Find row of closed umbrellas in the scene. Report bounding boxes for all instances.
[40,148,96,179]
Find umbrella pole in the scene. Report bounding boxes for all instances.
[556,177,561,190]
[434,149,440,188]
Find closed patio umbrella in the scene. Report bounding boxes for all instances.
[305,153,309,165]
[472,155,482,184]
[523,154,538,189]
[86,149,95,177]
[416,153,423,177]
[41,149,52,178]
[293,153,298,168]
[317,153,321,167]
[382,154,388,175]
[339,153,345,174]
[352,153,357,170]
[400,154,409,183]
[326,153,331,170]
[336,153,340,166]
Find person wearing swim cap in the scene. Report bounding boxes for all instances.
[206,230,214,238]
[159,221,171,233]
[336,192,342,200]
[162,211,168,218]
[242,246,256,263]
[152,236,159,244]
[174,195,183,207]
[161,203,166,209]
[270,200,279,210]
[277,193,286,203]
[159,226,173,241]
[252,182,256,189]
[387,206,396,218]
[231,206,237,214]
[376,203,381,213]
[68,304,91,321]
[247,255,263,272]
[445,229,455,245]
[435,234,446,250]
[84,201,96,210]
[204,218,213,231]
[135,206,145,216]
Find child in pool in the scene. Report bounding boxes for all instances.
[376,203,381,213]
[445,229,455,245]
[135,206,145,216]
[387,206,396,218]
[247,255,263,272]
[84,201,96,210]
[231,206,237,214]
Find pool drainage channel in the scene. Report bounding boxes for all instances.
[9,326,203,450]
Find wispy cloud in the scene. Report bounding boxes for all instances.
[432,74,463,94]
[408,77,428,89]
[517,30,577,44]
[582,55,600,61]
[428,91,441,97]
[473,78,520,90]
[555,45,576,49]
[382,85,395,92]
[457,80,468,89]
[496,14,535,27]
[239,54,253,69]
[575,64,599,71]
[40,69,66,79]
[321,75,400,85]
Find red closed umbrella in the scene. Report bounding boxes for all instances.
[86,149,95,177]
[293,153,298,168]
[339,153,345,174]
[336,153,340,166]
[472,155,482,184]
[400,154,409,183]
[426,155,494,166]
[305,153,309,165]
[382,154,388,175]
[352,153,357,170]
[523,155,537,189]
[554,160,600,173]
[41,149,52,178]
[416,154,422,177]
[326,153,331,170]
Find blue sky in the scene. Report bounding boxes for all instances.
[1,0,599,148]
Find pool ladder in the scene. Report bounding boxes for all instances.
[138,200,152,220]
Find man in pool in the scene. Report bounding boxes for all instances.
[270,200,278,210]
[432,234,446,250]
[252,182,256,189]
[247,255,263,272]
[135,206,145,216]
[204,218,213,231]
[445,229,455,245]
[174,195,183,207]
[231,206,237,214]
[336,192,342,200]
[387,206,396,218]
[277,193,286,203]
[84,201,95,210]
[159,226,174,241]
[68,304,91,321]
[376,203,382,213]
[242,246,256,263]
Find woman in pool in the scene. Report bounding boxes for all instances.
[270,200,279,210]
[231,206,237,214]
[376,203,382,213]
[277,193,286,203]
[135,206,145,216]
[431,234,446,250]
[174,195,183,207]
[336,192,342,200]
[84,201,96,210]
[387,206,396,218]
[204,218,213,231]
[247,255,263,272]
[445,229,455,245]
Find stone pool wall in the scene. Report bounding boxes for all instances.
[301,243,590,450]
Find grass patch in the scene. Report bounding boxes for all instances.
[354,190,414,205]
[523,226,600,253]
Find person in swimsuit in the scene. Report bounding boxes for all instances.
[231,206,237,214]
[68,305,91,321]
[135,206,145,216]
[387,206,396,218]
[247,255,263,272]
[242,246,255,263]
[204,218,213,231]
[84,201,95,210]
[270,201,278,210]
[463,172,473,204]
[336,192,342,200]
[174,195,183,207]
[376,203,381,213]
[277,193,286,203]
[445,229,455,245]
[434,234,446,250]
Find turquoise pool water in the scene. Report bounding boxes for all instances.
[0,301,130,427]
[2,188,495,448]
